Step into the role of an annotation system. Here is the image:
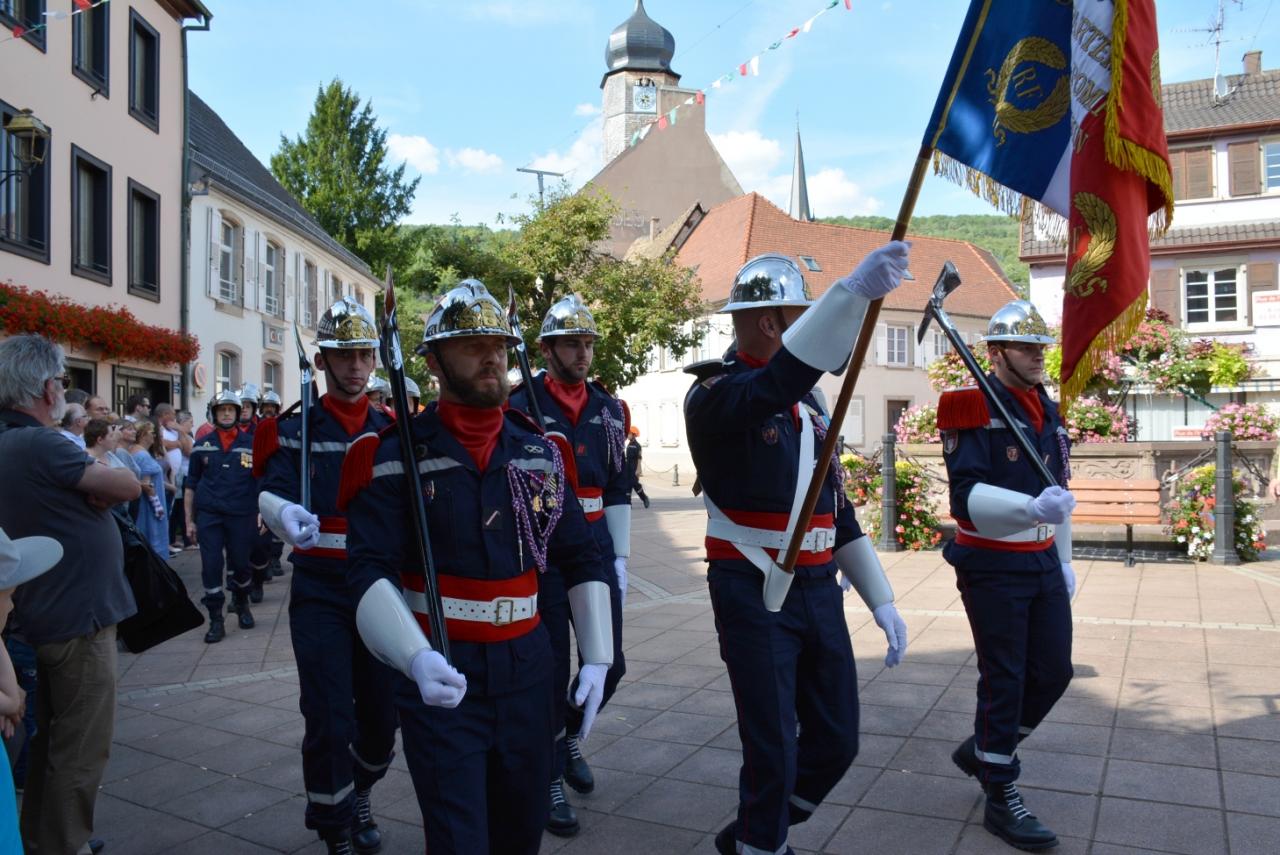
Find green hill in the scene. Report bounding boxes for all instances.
[818,214,1028,297]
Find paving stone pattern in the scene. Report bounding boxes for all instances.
[89,482,1280,853]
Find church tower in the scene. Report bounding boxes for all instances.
[601,1,680,165]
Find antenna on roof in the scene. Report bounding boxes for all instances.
[1176,0,1245,103]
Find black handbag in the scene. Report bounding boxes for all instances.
[112,510,204,653]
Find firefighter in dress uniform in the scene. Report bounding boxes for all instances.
[255,390,287,581]
[341,279,615,855]
[238,384,261,432]
[254,297,398,854]
[507,294,630,837]
[184,389,258,643]
[364,375,393,417]
[404,376,422,415]
[684,249,912,855]
[937,299,1077,852]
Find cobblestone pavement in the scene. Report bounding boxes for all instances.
[94,480,1280,854]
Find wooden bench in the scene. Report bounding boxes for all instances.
[1068,478,1163,566]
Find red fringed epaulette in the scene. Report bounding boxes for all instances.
[545,430,580,492]
[251,417,279,478]
[588,378,614,397]
[337,431,382,511]
[505,408,544,435]
[936,386,990,431]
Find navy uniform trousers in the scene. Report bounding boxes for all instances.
[953,564,1073,784]
[196,510,254,607]
[709,565,859,853]
[290,567,398,832]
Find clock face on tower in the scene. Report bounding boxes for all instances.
[632,84,657,113]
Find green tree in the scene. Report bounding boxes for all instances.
[501,187,704,389]
[271,79,418,276]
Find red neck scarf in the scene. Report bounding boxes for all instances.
[544,375,589,426]
[216,426,239,452]
[1008,386,1045,434]
[437,400,504,471]
[322,394,371,437]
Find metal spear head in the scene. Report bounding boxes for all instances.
[292,324,310,373]
[381,265,403,371]
[917,260,962,343]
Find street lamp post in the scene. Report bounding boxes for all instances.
[0,109,51,188]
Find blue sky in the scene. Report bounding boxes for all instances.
[188,0,1278,228]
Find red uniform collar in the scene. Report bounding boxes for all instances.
[436,400,504,471]
[215,426,239,452]
[736,350,768,369]
[1008,386,1045,434]
[543,375,589,426]
[322,394,371,436]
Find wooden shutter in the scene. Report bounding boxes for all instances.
[245,229,258,310]
[1184,147,1213,199]
[206,207,220,298]
[1149,268,1180,325]
[236,226,246,305]
[1229,140,1262,197]
[1248,262,1277,298]
[846,397,865,446]
[874,323,887,365]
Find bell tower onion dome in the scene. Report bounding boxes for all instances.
[603,0,679,83]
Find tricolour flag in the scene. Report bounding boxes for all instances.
[922,0,1173,402]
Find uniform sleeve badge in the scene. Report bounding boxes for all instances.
[761,425,779,445]
[240,452,253,468]
[1006,446,1019,462]
[943,430,958,454]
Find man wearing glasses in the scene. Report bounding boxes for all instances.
[0,335,141,855]
[123,394,151,423]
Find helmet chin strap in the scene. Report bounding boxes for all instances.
[997,344,1040,389]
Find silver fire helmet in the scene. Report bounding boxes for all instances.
[404,377,421,400]
[418,279,520,350]
[365,375,391,396]
[540,294,599,339]
[983,300,1055,345]
[718,253,813,313]
[316,297,380,350]
[208,388,242,420]
[238,384,260,406]
[260,390,283,408]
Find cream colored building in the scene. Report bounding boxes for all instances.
[1,0,210,409]
[185,93,382,411]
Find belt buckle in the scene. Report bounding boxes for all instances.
[811,529,830,551]
[493,598,515,626]
[1036,524,1049,542]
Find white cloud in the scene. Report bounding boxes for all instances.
[710,130,784,186]
[806,168,881,217]
[448,147,504,174]
[573,102,601,117]
[528,116,603,185]
[388,134,440,174]
[462,1,579,26]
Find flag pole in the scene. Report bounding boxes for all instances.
[780,145,933,573]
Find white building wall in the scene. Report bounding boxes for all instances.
[186,192,380,418]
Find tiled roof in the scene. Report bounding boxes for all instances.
[677,193,1019,318]
[1021,219,1280,259]
[1163,68,1280,134]
[187,92,376,281]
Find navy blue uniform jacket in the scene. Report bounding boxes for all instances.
[188,429,258,516]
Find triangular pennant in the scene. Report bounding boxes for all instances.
[750,56,760,76]
[74,0,92,9]
[658,115,669,130]
[12,24,26,38]
[844,0,853,9]
[769,40,781,50]
[786,27,800,39]
[696,91,705,105]
[803,15,817,32]
[739,63,748,76]
[667,108,678,125]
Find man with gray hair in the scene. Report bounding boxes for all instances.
[0,334,140,855]
[59,403,89,450]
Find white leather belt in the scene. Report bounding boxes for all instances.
[965,524,1055,543]
[705,517,837,553]
[313,532,346,550]
[403,589,539,625]
[579,495,603,514]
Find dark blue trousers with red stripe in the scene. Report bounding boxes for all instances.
[954,564,1073,785]
[709,563,859,854]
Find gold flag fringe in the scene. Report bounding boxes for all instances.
[1061,291,1147,405]
[931,152,1027,218]
[1105,0,1175,233]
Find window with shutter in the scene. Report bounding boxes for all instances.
[1265,139,1280,191]
[1228,140,1261,197]
[1171,146,1214,200]
[1183,264,1246,330]
[886,326,910,366]
[846,397,865,447]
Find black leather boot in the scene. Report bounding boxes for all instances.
[563,733,595,794]
[351,787,382,854]
[232,591,255,629]
[951,735,982,779]
[203,609,225,644]
[546,777,579,837]
[321,831,354,855]
[249,582,264,603]
[714,822,736,855]
[983,782,1059,851]
[270,557,284,577]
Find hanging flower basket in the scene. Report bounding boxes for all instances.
[0,282,200,365]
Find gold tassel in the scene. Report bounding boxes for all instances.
[931,152,1027,218]
[1061,293,1148,405]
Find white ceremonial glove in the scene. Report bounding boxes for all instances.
[409,649,467,708]
[572,663,609,740]
[614,556,628,608]
[839,571,854,593]
[872,603,908,668]
[1028,486,1076,525]
[1060,562,1077,599]
[281,503,321,550]
[837,241,911,300]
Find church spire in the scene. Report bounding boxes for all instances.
[789,119,812,222]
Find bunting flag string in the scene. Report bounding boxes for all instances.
[3,0,107,44]
[629,0,853,149]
